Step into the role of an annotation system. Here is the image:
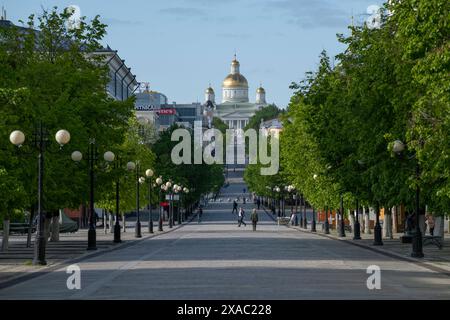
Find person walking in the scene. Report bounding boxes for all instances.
[238,207,247,227]
[290,207,295,226]
[256,198,261,210]
[251,208,259,231]
[232,200,238,215]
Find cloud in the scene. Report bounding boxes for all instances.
[263,0,351,29]
[102,17,143,26]
[159,7,206,18]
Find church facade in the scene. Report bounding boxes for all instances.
[204,56,268,130]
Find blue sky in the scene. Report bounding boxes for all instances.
[2,0,384,108]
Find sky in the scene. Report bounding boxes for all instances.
[2,0,384,108]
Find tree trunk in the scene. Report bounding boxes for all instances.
[364,206,371,234]
[109,212,114,233]
[103,210,107,234]
[392,206,398,234]
[383,208,393,239]
[50,210,60,242]
[2,219,10,251]
[122,214,126,232]
[348,209,354,233]
[334,210,339,230]
[44,216,51,245]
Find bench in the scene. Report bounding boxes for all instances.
[423,235,443,249]
[277,217,291,226]
[9,223,35,235]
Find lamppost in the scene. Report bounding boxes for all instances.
[311,206,317,232]
[126,161,145,238]
[172,184,180,225]
[182,187,190,220]
[174,184,183,224]
[353,199,362,240]
[111,155,127,243]
[166,181,173,228]
[300,194,307,229]
[373,202,383,245]
[392,139,423,257]
[284,186,290,217]
[71,139,115,250]
[10,126,71,265]
[156,176,164,231]
[293,191,299,226]
[273,186,281,217]
[324,207,330,234]
[145,169,154,234]
[338,194,346,237]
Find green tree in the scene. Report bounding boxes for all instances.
[152,125,224,207]
[0,8,136,241]
[244,104,282,132]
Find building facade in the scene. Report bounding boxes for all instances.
[134,87,203,131]
[205,55,268,130]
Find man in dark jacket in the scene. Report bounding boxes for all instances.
[232,200,238,214]
[251,208,259,231]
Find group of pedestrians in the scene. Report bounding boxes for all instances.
[232,199,259,231]
[197,195,261,231]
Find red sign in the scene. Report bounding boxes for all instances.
[160,202,169,207]
[157,108,176,115]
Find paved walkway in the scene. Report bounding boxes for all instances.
[0,168,449,299]
[0,218,181,286]
[267,208,450,274]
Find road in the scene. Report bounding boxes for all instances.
[0,168,449,299]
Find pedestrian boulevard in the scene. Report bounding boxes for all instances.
[0,168,449,299]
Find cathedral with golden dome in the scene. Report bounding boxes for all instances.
[204,55,267,130]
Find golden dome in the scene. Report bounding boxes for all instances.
[222,73,248,88]
[205,87,214,94]
[256,86,265,93]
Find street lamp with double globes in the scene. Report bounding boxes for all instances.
[145,169,154,233]
[10,126,70,265]
[285,185,293,220]
[110,155,128,244]
[273,186,281,217]
[155,176,164,231]
[302,194,309,229]
[166,181,173,228]
[338,194,346,237]
[160,183,168,228]
[177,184,182,223]
[392,139,423,257]
[172,184,178,225]
[71,140,114,250]
[126,161,145,238]
[176,185,183,224]
[182,187,190,220]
